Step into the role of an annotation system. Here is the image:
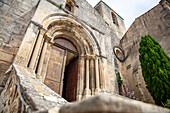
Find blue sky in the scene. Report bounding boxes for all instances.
[86,0,160,29]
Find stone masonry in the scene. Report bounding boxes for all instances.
[0,0,169,112]
[117,0,170,104]
[0,0,39,82]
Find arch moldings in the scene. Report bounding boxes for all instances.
[41,13,101,56]
[25,14,106,101]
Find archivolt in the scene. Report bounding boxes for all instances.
[41,13,101,56]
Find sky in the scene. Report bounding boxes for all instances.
[86,0,160,29]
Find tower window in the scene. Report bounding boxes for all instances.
[65,4,72,12]
[111,12,119,26]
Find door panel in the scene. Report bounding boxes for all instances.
[44,45,66,94]
[44,79,60,93]
[64,57,78,101]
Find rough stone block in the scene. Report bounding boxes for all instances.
[59,94,170,113]
[0,51,14,63]
[0,61,11,82]
[0,65,67,112]
[0,43,18,55]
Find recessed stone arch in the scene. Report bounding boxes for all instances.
[13,12,108,101]
[41,13,101,56]
[24,14,104,101]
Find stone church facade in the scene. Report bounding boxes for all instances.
[0,0,169,112]
[0,0,126,102]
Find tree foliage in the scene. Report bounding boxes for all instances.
[165,99,170,108]
[138,34,170,106]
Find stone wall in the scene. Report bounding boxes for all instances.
[1,65,169,112]
[12,0,126,95]
[0,64,67,112]
[0,0,39,81]
[0,0,126,100]
[94,1,126,39]
[118,0,170,103]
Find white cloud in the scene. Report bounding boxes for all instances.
[86,0,160,29]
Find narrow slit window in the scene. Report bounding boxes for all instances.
[111,12,119,26]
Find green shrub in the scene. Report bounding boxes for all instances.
[59,3,63,8]
[165,99,170,108]
[116,72,123,91]
[138,34,170,107]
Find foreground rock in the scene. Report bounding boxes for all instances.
[58,94,170,113]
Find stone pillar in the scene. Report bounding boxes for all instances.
[83,57,91,99]
[36,36,51,81]
[90,58,95,95]
[13,22,39,67]
[99,57,107,91]
[95,57,101,94]
[29,28,46,70]
[77,57,85,101]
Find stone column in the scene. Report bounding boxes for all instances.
[99,57,107,91]
[77,57,85,101]
[36,36,51,81]
[83,57,91,99]
[90,58,95,95]
[13,22,39,67]
[29,28,46,70]
[95,57,101,94]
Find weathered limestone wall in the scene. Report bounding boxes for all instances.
[0,64,67,112]
[13,0,126,95]
[118,0,170,103]
[1,65,169,113]
[94,1,126,39]
[66,0,125,93]
[0,0,39,81]
[0,0,126,101]
[94,1,126,94]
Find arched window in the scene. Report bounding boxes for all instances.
[65,4,72,12]
[65,0,74,12]
[111,12,119,26]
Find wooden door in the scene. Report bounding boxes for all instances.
[44,45,66,95]
[64,57,78,101]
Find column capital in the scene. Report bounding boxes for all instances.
[95,55,99,60]
[39,27,47,35]
[30,20,47,35]
[80,54,95,59]
[44,34,52,42]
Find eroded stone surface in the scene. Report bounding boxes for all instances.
[0,0,39,82]
[0,64,67,112]
[59,94,170,113]
[118,1,170,103]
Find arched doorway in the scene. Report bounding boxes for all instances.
[44,38,78,102]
